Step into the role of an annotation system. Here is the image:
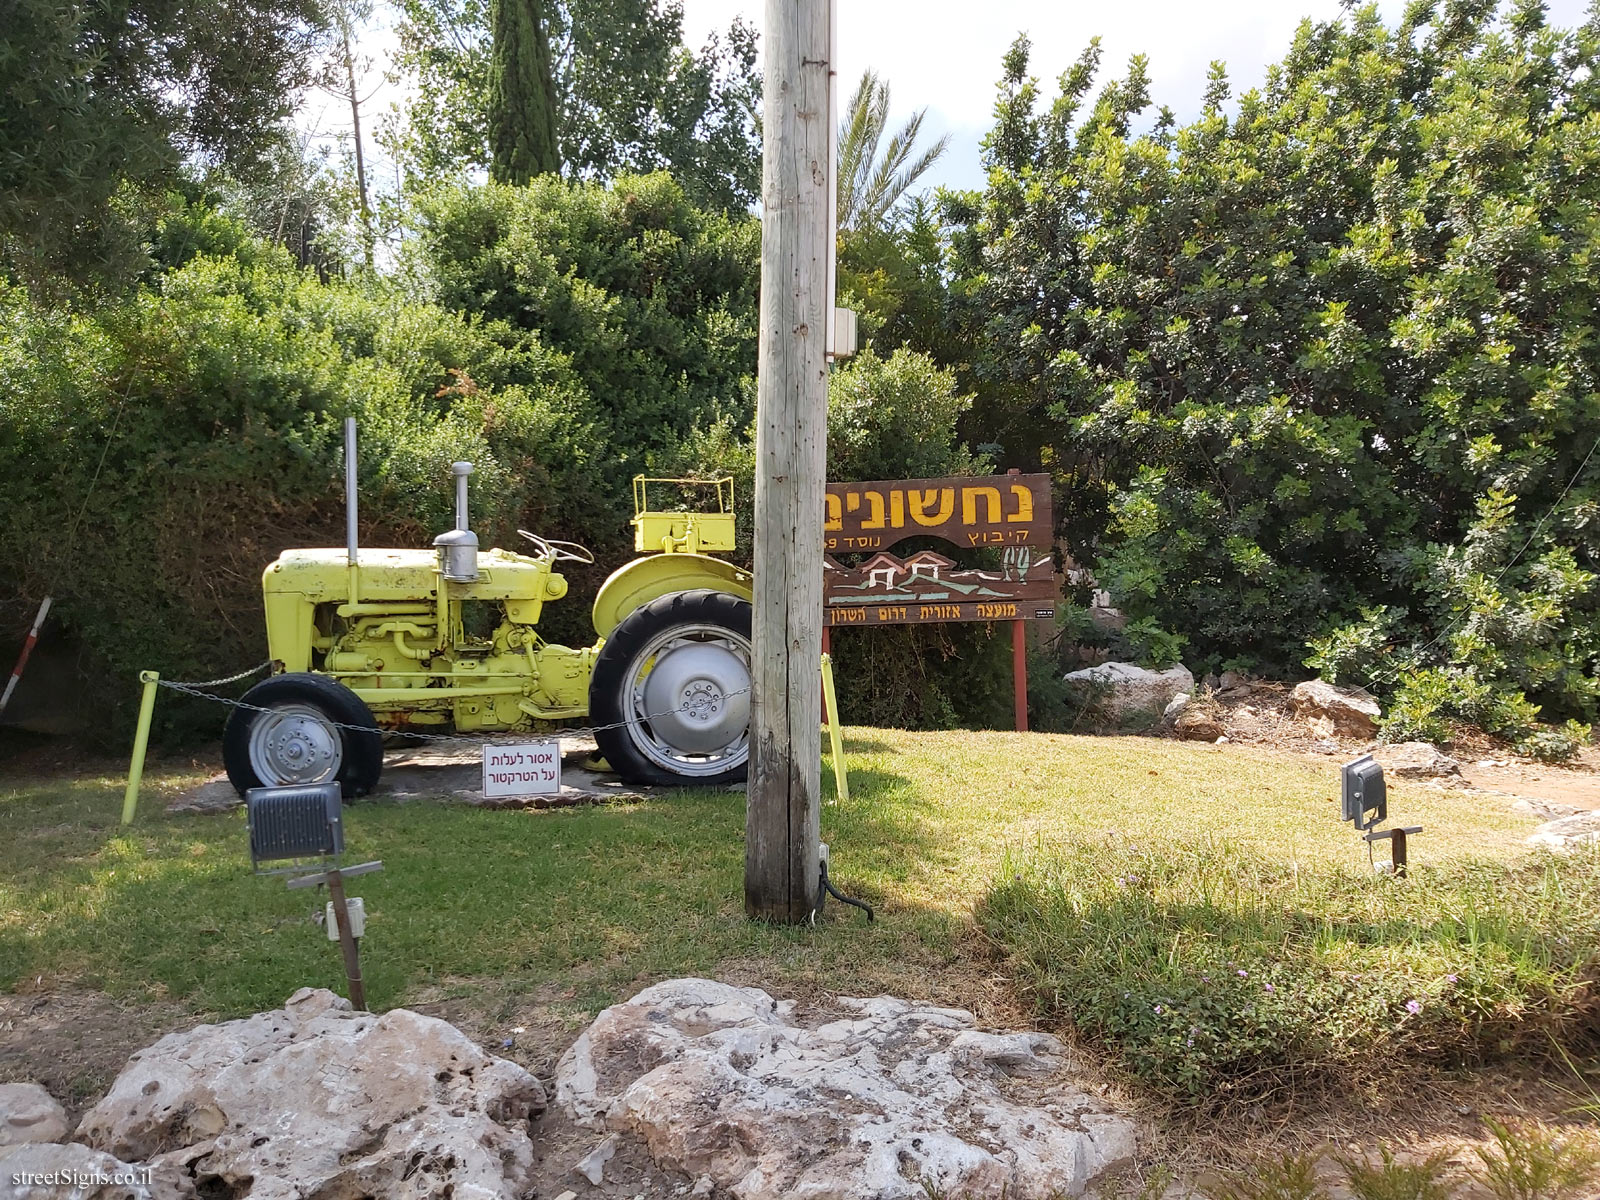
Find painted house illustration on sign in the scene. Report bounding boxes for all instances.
[826,550,1026,605]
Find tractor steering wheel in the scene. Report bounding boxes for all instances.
[517,530,595,565]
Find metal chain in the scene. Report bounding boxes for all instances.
[155,674,751,747]
[163,661,274,689]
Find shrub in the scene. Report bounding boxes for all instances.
[1380,667,1593,761]
[1333,1147,1454,1200]
[407,173,760,465]
[1474,1118,1600,1200]
[1304,607,1406,687]
[978,836,1600,1106]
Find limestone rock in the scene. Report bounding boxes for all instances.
[0,1142,173,1200]
[1161,694,1190,726]
[1173,709,1225,742]
[1289,680,1380,737]
[1512,797,1582,820]
[1063,662,1195,725]
[575,1133,617,1185]
[1217,670,1255,694]
[1528,812,1600,851]
[0,1083,68,1149]
[1374,742,1461,779]
[555,978,1138,1200]
[78,987,545,1200]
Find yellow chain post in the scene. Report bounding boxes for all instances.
[820,653,849,802]
[122,671,160,825]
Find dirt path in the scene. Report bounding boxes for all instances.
[1456,752,1600,813]
[1190,679,1600,818]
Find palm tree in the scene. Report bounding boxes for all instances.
[837,69,950,234]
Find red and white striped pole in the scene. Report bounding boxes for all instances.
[0,597,52,719]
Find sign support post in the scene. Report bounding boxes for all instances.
[324,867,365,1011]
[746,0,830,923]
[1012,621,1028,733]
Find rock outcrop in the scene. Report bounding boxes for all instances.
[1528,811,1600,850]
[0,1141,173,1200]
[555,977,1138,1200]
[1063,662,1195,725]
[1172,709,1225,742]
[76,987,545,1200]
[0,1083,69,1149]
[1373,741,1462,779]
[1289,679,1381,737]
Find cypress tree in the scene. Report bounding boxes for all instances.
[487,0,559,183]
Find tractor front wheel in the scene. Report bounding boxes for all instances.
[589,589,752,786]
[223,673,384,799]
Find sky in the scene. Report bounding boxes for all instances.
[678,0,1594,193]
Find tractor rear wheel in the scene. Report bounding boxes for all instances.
[590,589,752,786]
[223,673,383,799]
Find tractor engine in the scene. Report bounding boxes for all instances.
[260,461,593,732]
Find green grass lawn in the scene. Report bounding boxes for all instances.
[0,730,1540,1025]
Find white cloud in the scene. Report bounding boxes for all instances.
[681,0,1593,192]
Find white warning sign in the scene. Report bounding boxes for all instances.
[482,741,561,798]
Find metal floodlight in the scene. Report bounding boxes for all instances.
[247,782,343,868]
[1341,755,1387,830]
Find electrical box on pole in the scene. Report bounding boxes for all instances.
[746,0,832,922]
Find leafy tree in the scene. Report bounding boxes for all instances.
[0,0,327,285]
[408,172,760,465]
[837,196,955,358]
[951,4,1600,744]
[487,0,561,182]
[383,0,760,209]
[836,68,950,233]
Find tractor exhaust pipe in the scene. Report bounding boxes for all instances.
[345,418,360,603]
[453,461,472,532]
[433,461,479,582]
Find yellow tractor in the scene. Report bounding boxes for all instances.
[223,423,753,797]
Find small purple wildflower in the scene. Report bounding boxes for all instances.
[1405,999,1422,1015]
[1237,969,1248,978]
[1154,1004,1163,1014]
[1446,974,1458,984]
[1264,983,1275,993]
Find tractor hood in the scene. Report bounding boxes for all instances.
[263,547,560,603]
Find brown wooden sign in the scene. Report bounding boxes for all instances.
[824,472,1051,553]
[820,472,1057,733]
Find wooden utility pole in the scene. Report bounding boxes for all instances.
[745,0,831,923]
